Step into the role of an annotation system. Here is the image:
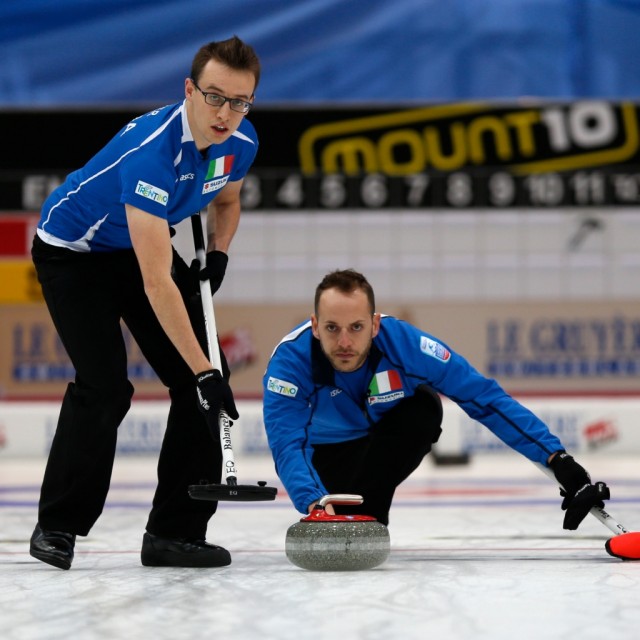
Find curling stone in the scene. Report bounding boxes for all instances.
[285,494,390,571]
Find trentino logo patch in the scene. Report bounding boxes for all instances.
[267,376,298,397]
[420,336,451,362]
[135,181,169,206]
[368,370,404,405]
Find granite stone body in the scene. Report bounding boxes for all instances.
[285,518,390,571]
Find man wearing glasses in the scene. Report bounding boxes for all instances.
[30,36,259,570]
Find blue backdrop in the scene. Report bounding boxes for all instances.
[1,0,640,106]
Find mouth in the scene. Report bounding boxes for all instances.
[212,123,228,134]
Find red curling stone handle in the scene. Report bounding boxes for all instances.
[300,494,379,523]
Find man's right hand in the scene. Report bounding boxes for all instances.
[308,500,335,515]
[195,369,239,437]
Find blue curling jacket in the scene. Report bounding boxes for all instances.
[37,100,257,252]
[263,315,564,514]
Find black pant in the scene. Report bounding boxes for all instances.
[311,385,443,526]
[32,235,222,539]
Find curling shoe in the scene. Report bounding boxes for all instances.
[141,532,231,568]
[30,523,76,570]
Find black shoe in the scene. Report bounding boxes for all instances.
[30,523,76,570]
[141,532,231,568]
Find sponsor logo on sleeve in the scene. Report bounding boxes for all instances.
[267,376,298,397]
[420,336,451,362]
[135,181,169,206]
[202,176,229,194]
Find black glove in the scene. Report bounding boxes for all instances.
[548,451,610,530]
[195,369,239,438]
[190,250,228,295]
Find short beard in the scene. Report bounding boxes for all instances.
[324,346,369,372]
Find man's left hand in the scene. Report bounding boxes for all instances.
[549,452,610,530]
[190,250,228,294]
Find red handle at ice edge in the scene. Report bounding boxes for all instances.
[605,534,640,560]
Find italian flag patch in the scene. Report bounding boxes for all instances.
[369,370,402,395]
[206,155,234,180]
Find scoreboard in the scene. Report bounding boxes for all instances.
[2,100,640,211]
[238,167,640,210]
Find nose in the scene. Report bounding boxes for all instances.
[337,329,352,348]
[216,101,232,118]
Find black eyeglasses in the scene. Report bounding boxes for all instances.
[191,79,252,114]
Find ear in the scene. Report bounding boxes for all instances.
[371,313,381,338]
[185,77,194,100]
[311,314,320,339]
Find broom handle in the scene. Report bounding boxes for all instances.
[536,462,627,536]
[191,212,238,486]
